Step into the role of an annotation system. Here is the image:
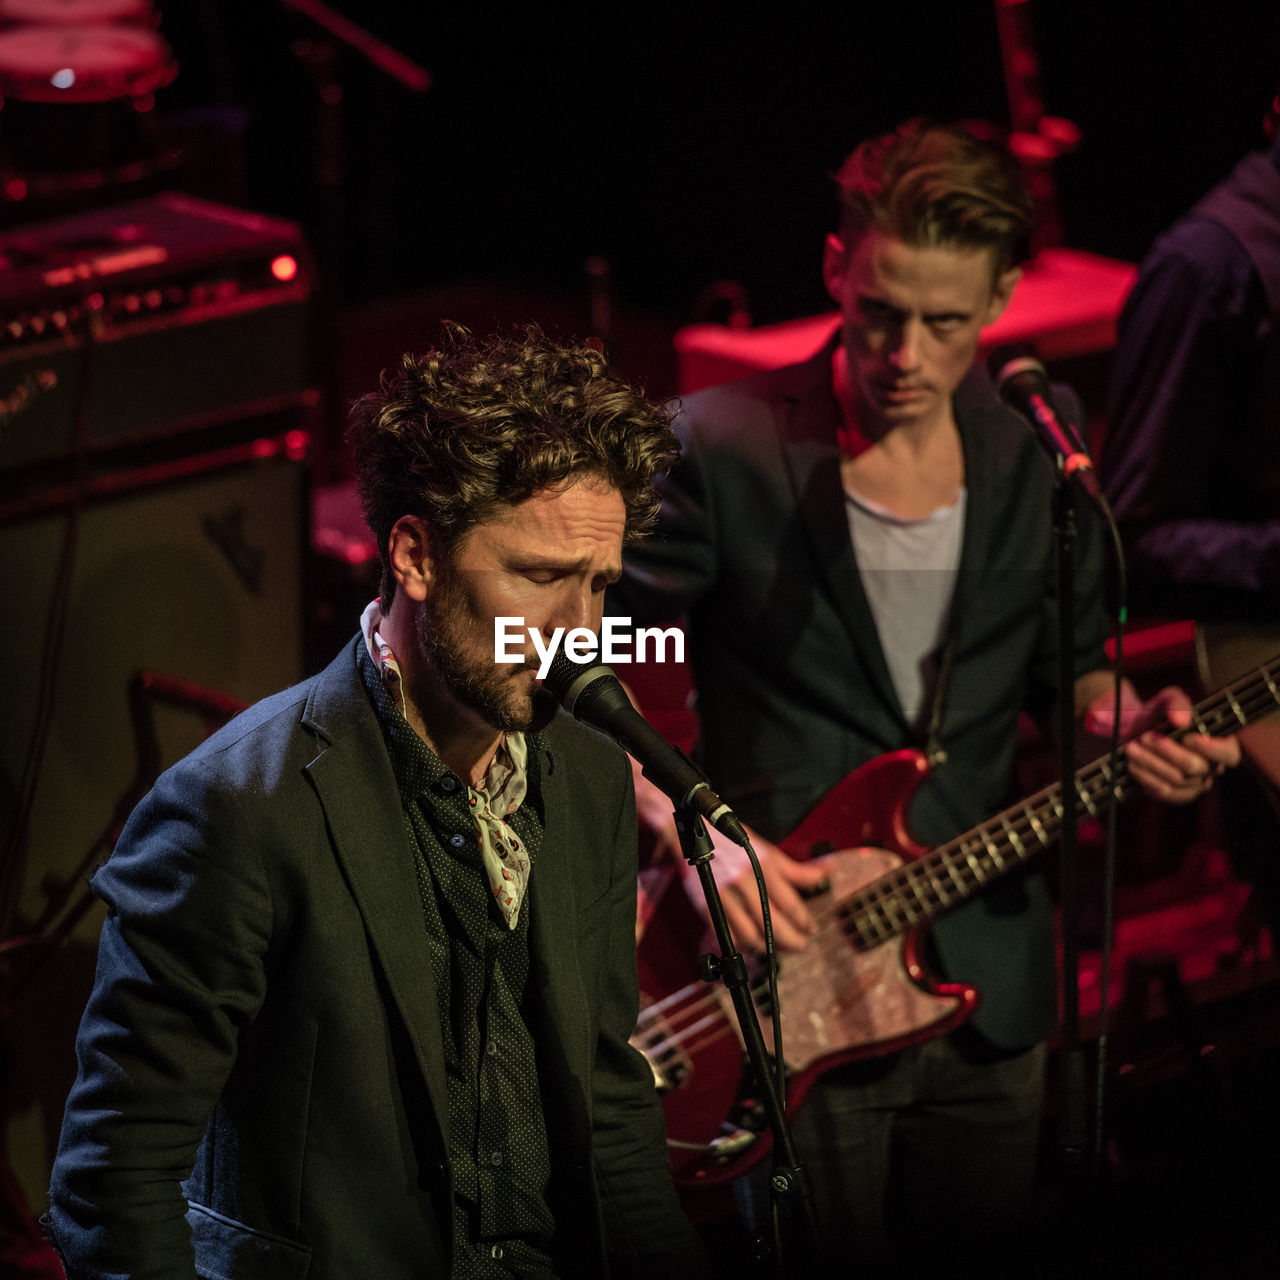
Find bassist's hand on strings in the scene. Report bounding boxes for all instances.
[630,762,828,953]
[680,829,830,954]
[1079,675,1241,805]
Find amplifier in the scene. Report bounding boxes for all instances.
[0,195,317,1224]
[0,191,315,484]
[0,436,310,1223]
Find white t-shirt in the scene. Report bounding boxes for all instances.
[844,485,966,731]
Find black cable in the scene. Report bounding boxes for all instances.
[743,837,788,1278]
[0,312,100,936]
[1093,501,1128,1173]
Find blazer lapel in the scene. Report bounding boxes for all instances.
[949,369,1004,644]
[776,345,907,727]
[301,646,451,1131]
[525,745,592,1088]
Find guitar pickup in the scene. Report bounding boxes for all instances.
[630,1008,694,1094]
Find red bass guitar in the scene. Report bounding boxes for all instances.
[632,656,1280,1190]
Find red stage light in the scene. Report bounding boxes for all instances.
[270,254,299,283]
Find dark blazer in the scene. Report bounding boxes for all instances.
[46,638,699,1279]
[613,344,1108,1048]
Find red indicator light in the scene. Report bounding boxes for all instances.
[270,255,299,283]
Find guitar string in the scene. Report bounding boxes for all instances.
[771,660,1276,984]
[845,666,1280,943]
[839,662,1280,960]
[634,665,1280,1067]
[638,1005,734,1061]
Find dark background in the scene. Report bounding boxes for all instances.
[149,1,1280,339]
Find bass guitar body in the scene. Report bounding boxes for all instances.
[633,749,977,1191]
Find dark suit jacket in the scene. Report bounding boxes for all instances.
[613,344,1108,1048]
[46,638,699,1279]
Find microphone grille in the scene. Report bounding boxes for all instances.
[987,342,1044,393]
[543,648,614,711]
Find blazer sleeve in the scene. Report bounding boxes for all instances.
[587,761,707,1277]
[46,759,273,1280]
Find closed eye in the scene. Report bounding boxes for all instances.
[522,569,617,591]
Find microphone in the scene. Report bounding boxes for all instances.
[988,343,1109,513]
[543,650,750,848]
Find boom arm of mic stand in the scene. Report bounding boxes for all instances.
[672,807,824,1276]
[281,0,432,91]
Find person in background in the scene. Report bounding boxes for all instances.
[1102,84,1280,945]
[613,120,1240,1268]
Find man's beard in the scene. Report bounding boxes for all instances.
[413,568,558,734]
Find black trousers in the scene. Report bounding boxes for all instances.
[737,1031,1047,1275]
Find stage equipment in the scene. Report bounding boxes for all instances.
[0,191,315,937]
[0,19,177,207]
[0,191,313,479]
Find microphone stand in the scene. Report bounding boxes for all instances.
[1053,480,1090,1190]
[280,0,431,479]
[672,808,825,1277]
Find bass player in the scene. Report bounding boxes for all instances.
[611,118,1240,1270]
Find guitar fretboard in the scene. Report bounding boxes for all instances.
[842,656,1280,948]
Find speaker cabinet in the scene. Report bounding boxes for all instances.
[0,444,308,939]
[0,442,309,1218]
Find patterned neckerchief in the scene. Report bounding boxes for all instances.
[359,600,533,928]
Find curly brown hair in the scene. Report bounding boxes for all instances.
[347,325,679,607]
[835,119,1033,278]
